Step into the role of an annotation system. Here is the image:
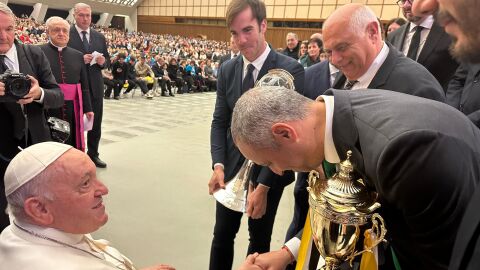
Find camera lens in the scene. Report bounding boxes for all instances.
[8,78,30,98]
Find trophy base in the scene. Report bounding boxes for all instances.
[213,187,246,212]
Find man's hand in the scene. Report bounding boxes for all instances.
[246,184,269,219]
[208,166,225,195]
[96,55,106,66]
[18,76,41,105]
[85,111,94,120]
[140,264,175,270]
[0,81,5,96]
[83,54,94,64]
[253,249,293,270]
[238,253,263,270]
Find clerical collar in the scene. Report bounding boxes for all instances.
[49,41,66,52]
[12,219,84,245]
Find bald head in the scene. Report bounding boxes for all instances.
[322,4,383,80]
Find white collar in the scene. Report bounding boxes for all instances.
[409,15,434,31]
[316,95,340,163]
[329,62,339,76]
[49,41,66,52]
[352,42,389,89]
[242,43,271,76]
[75,25,90,36]
[3,43,17,63]
[12,219,85,246]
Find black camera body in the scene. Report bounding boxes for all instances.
[0,70,31,102]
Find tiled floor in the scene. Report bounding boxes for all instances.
[92,92,294,270]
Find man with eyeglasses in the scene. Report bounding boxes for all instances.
[387,0,458,91]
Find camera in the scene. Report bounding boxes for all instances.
[0,70,31,102]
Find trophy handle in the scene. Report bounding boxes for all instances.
[347,213,387,266]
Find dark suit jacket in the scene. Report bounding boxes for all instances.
[304,61,332,100]
[67,27,110,101]
[333,43,446,103]
[218,53,238,67]
[325,89,480,270]
[387,21,459,90]
[446,62,480,128]
[0,41,63,188]
[211,49,305,188]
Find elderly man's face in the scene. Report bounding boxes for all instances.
[47,149,109,234]
[0,12,15,54]
[74,7,92,31]
[286,34,298,50]
[324,21,377,81]
[229,7,267,62]
[47,21,70,47]
[436,0,480,62]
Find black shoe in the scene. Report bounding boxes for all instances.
[114,96,120,100]
[89,156,107,168]
[169,93,175,97]
[104,96,111,99]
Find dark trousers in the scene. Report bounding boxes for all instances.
[209,185,284,270]
[124,79,149,94]
[103,78,116,98]
[286,172,309,241]
[159,78,173,95]
[87,95,103,158]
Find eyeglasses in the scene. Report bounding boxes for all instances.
[396,0,412,7]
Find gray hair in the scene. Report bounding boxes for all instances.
[231,86,312,148]
[45,16,70,31]
[7,164,56,222]
[286,32,298,40]
[349,5,380,37]
[74,3,91,14]
[0,3,15,21]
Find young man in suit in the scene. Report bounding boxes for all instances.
[323,4,445,103]
[387,0,458,91]
[67,2,110,168]
[233,86,480,270]
[0,2,64,230]
[208,0,305,269]
[412,1,480,269]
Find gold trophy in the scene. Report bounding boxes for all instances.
[307,151,387,269]
[214,69,296,212]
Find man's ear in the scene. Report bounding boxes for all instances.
[271,123,298,143]
[366,21,380,40]
[23,197,54,226]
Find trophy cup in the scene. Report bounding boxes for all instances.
[213,69,296,212]
[307,151,387,269]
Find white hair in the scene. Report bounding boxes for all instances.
[74,2,91,14]
[286,32,298,40]
[231,86,312,148]
[349,5,380,37]
[45,16,70,31]
[0,2,15,21]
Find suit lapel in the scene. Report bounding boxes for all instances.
[368,43,398,88]
[257,50,277,82]
[396,23,410,51]
[417,22,443,64]
[460,63,480,104]
[332,72,346,89]
[70,26,85,53]
[233,57,244,101]
[16,42,30,75]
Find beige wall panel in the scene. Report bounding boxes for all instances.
[285,6,297,18]
[179,6,186,16]
[265,0,275,5]
[179,0,186,6]
[308,5,322,19]
[352,0,367,3]
[337,0,352,4]
[160,6,166,16]
[147,6,153,15]
[159,0,166,6]
[310,0,323,4]
[154,7,160,15]
[173,6,179,16]
[167,6,173,15]
[137,7,145,15]
[186,6,194,16]
[381,5,401,19]
[209,0,217,5]
[321,5,336,19]
[201,6,208,16]
[367,0,384,4]
[296,5,309,18]
[276,0,286,5]
[194,7,201,16]
[368,5,382,16]
[154,0,160,6]
[266,5,274,17]
[209,6,216,17]
[167,0,173,6]
[323,0,336,4]
[273,5,285,18]
[286,0,297,4]
[297,0,309,4]
[217,6,225,17]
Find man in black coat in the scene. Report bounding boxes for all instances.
[208,0,304,269]
[387,0,458,91]
[67,2,110,168]
[0,3,63,230]
[282,32,300,60]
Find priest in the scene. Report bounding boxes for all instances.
[39,16,93,151]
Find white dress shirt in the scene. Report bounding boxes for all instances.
[347,42,390,90]
[401,15,434,60]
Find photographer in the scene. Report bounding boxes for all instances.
[0,3,63,230]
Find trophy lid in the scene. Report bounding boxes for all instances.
[308,151,380,224]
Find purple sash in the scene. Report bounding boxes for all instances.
[59,83,85,151]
